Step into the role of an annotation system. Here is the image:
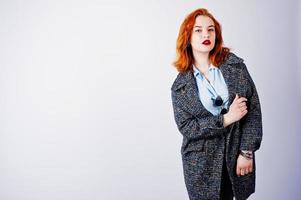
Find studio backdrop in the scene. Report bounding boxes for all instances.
[0,0,300,199]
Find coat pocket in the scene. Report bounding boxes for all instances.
[182,139,207,170]
[233,169,256,198]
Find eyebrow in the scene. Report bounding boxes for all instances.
[194,25,215,28]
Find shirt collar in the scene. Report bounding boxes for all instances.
[193,64,200,77]
[192,63,216,77]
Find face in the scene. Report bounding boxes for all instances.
[190,15,216,54]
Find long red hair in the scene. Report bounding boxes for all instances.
[173,8,230,73]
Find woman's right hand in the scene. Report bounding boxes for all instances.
[223,94,248,127]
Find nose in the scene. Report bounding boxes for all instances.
[203,30,210,38]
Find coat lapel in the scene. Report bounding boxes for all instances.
[220,63,237,106]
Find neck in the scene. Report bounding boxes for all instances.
[192,51,211,71]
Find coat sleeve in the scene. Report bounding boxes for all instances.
[239,63,263,152]
[171,89,226,140]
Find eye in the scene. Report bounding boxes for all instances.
[195,29,201,32]
[208,29,215,32]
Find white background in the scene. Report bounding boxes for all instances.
[0,0,300,199]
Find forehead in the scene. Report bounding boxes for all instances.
[194,15,214,27]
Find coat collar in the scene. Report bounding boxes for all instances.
[171,52,244,116]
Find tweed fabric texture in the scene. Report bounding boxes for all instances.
[171,52,263,200]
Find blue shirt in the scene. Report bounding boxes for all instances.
[193,64,230,116]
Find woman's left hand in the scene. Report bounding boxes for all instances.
[236,154,253,176]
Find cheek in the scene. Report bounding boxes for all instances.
[190,35,198,43]
[191,34,202,45]
[210,36,216,45]
[212,34,216,41]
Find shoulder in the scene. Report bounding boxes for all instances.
[224,52,245,67]
[223,52,252,75]
[226,53,256,85]
[170,70,191,92]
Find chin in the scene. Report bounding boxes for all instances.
[198,48,213,53]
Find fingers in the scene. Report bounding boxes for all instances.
[235,94,248,104]
[239,105,248,113]
[229,94,248,121]
[236,166,253,176]
[249,161,253,173]
[237,168,250,176]
[236,157,253,177]
[241,109,248,117]
[235,94,248,114]
[233,94,247,107]
[238,104,247,110]
[242,167,253,175]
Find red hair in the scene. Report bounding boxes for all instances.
[173,8,230,73]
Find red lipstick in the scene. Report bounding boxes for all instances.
[202,40,211,45]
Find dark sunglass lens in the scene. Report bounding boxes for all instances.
[221,108,228,114]
[215,96,223,106]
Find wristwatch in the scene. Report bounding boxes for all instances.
[240,150,253,160]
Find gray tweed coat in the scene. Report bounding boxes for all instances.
[171,52,263,200]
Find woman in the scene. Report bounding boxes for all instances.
[171,8,263,200]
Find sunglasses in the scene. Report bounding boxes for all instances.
[213,95,228,114]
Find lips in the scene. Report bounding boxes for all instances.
[202,40,211,45]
